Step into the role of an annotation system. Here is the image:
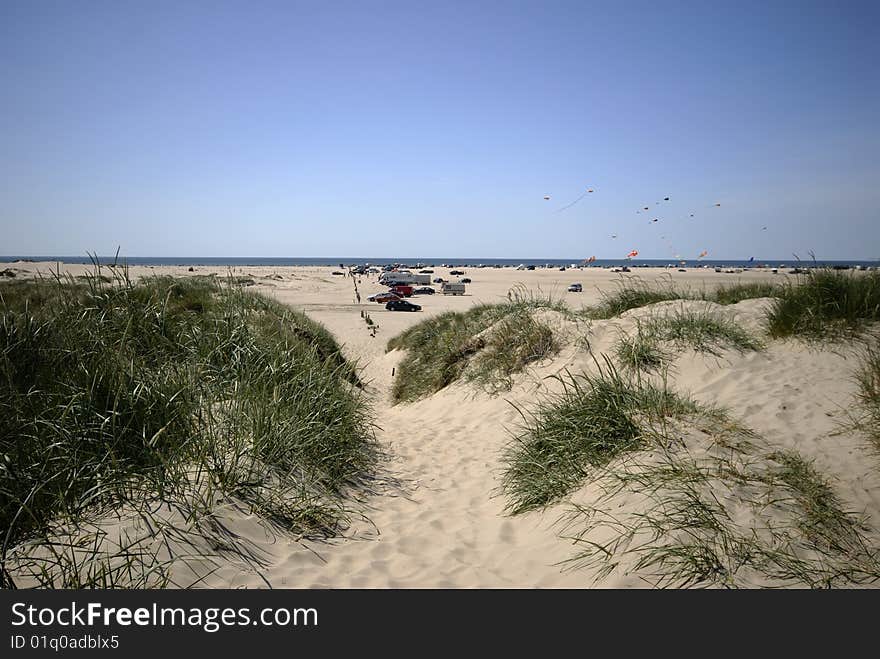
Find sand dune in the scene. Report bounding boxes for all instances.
[4,261,877,587]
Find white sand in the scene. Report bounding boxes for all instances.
[4,261,878,587]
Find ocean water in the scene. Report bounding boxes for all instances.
[2,256,877,269]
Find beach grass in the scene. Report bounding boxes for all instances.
[614,307,762,374]
[642,308,764,356]
[767,269,880,339]
[500,359,699,514]
[711,282,780,305]
[467,309,557,393]
[855,341,880,449]
[558,424,880,588]
[614,322,668,372]
[387,288,563,402]
[0,268,376,587]
[584,277,780,320]
[763,450,868,555]
[585,278,685,319]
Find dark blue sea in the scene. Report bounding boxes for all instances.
[2,256,877,269]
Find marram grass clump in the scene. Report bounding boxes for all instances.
[0,268,376,587]
[387,289,562,402]
[500,359,699,514]
[855,341,880,449]
[643,308,764,356]
[466,309,557,394]
[583,277,781,321]
[767,269,880,339]
[614,308,763,374]
[614,321,669,372]
[585,279,685,319]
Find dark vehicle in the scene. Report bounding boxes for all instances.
[419,269,434,274]
[526,265,535,270]
[459,277,471,284]
[413,286,435,295]
[386,300,421,312]
[449,269,465,275]
[432,277,445,283]
[331,271,345,275]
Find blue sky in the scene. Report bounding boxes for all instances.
[2,0,878,259]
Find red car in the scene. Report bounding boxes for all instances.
[368,292,400,303]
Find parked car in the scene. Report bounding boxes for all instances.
[390,284,414,297]
[432,277,445,284]
[386,300,421,312]
[567,283,582,292]
[331,271,345,275]
[418,269,434,274]
[449,270,465,275]
[368,292,400,303]
[459,277,471,284]
[413,287,435,295]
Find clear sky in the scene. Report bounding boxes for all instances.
[2,0,878,260]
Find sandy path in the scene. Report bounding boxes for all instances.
[251,287,589,587]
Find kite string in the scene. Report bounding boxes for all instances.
[556,190,589,213]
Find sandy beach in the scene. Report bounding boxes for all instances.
[4,260,877,588]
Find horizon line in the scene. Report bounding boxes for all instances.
[3,255,879,262]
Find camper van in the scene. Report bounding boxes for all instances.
[441,282,466,295]
[379,271,431,286]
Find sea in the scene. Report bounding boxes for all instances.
[2,256,877,269]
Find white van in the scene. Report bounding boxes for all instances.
[441,282,465,295]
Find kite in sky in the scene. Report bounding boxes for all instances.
[557,187,596,212]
